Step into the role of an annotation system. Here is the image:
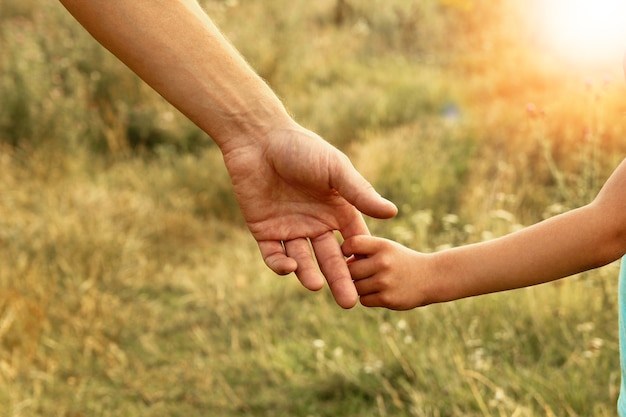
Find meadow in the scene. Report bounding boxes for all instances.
[1,0,626,416]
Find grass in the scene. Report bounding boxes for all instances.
[1,0,626,416]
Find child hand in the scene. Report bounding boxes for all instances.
[342,236,433,310]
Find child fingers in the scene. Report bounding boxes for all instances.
[358,293,384,308]
[346,258,375,280]
[353,277,379,296]
[341,235,378,258]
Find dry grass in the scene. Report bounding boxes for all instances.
[1,0,625,416]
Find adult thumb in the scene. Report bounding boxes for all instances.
[331,154,398,220]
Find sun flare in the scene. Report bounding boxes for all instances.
[535,0,626,66]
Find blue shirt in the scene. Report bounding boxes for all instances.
[618,256,626,416]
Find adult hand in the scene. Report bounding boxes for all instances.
[222,124,397,308]
[59,0,397,308]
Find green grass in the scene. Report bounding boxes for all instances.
[1,0,626,416]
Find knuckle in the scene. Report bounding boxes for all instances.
[376,256,392,271]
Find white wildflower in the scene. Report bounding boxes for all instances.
[313,339,325,349]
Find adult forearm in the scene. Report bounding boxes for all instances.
[59,0,292,152]
[432,203,621,303]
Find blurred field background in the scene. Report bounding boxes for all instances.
[1,0,626,416]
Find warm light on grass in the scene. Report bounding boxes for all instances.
[535,0,626,66]
[2,1,626,415]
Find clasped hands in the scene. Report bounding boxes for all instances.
[222,124,397,308]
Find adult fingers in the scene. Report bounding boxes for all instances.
[339,208,371,242]
[311,231,358,309]
[284,238,325,292]
[258,240,297,275]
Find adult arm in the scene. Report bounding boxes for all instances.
[59,0,397,308]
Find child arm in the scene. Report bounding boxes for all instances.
[343,159,626,310]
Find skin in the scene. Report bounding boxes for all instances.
[59,0,397,308]
[343,158,626,310]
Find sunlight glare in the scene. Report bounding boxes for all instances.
[536,0,626,66]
